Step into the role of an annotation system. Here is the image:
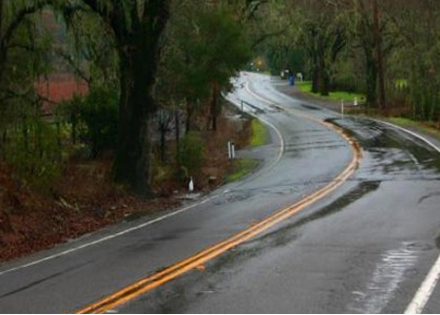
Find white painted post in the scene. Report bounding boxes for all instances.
[231,142,236,159]
[228,142,232,159]
[189,177,194,192]
[341,100,345,115]
[354,97,358,106]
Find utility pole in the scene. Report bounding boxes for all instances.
[372,0,386,111]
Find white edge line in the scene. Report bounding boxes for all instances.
[0,198,212,277]
[405,254,440,314]
[0,78,286,278]
[375,120,440,155]
[372,119,440,314]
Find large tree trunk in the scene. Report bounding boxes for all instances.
[113,31,159,196]
[208,81,219,131]
[0,0,4,80]
[365,51,377,109]
[175,110,180,164]
[82,0,171,197]
[185,98,194,133]
[318,62,330,96]
[372,0,386,111]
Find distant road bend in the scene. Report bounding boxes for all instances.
[1,73,440,313]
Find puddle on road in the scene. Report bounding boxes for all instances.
[241,180,381,252]
[325,117,440,179]
[301,104,322,111]
[418,191,440,205]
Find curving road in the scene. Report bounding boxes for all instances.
[1,73,440,313]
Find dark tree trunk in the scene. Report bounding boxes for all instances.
[83,0,171,197]
[312,65,319,94]
[0,0,4,82]
[159,123,166,162]
[365,51,377,108]
[175,110,180,164]
[318,62,330,96]
[0,0,3,150]
[208,82,219,131]
[185,98,193,133]
[372,0,386,111]
[0,0,3,52]
[113,32,158,196]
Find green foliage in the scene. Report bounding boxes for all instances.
[226,158,259,183]
[59,88,119,158]
[64,9,119,89]
[249,119,268,147]
[178,132,204,178]
[265,48,305,75]
[297,81,365,103]
[158,3,251,102]
[79,88,118,157]
[2,118,63,191]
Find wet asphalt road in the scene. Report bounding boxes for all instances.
[1,73,440,313]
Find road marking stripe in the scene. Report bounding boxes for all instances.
[405,254,440,314]
[376,120,440,154]
[76,83,362,314]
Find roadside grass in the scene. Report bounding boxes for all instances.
[386,117,440,139]
[226,118,268,183]
[249,118,268,147]
[297,81,365,103]
[225,158,260,183]
[294,81,440,141]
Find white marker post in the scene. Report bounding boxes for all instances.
[228,142,232,159]
[231,142,236,159]
[188,177,194,192]
[354,97,358,106]
[341,100,345,116]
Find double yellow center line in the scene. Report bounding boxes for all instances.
[76,119,362,314]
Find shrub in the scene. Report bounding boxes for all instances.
[178,132,204,178]
[80,88,119,157]
[59,87,119,158]
[3,118,63,192]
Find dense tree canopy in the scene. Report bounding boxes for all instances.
[0,0,254,196]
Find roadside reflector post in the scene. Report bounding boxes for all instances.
[231,142,236,159]
[228,141,232,159]
[341,100,345,116]
[189,177,194,192]
[354,97,358,106]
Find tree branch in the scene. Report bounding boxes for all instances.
[53,48,92,85]
[251,23,292,49]
[1,1,49,50]
[245,0,268,20]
